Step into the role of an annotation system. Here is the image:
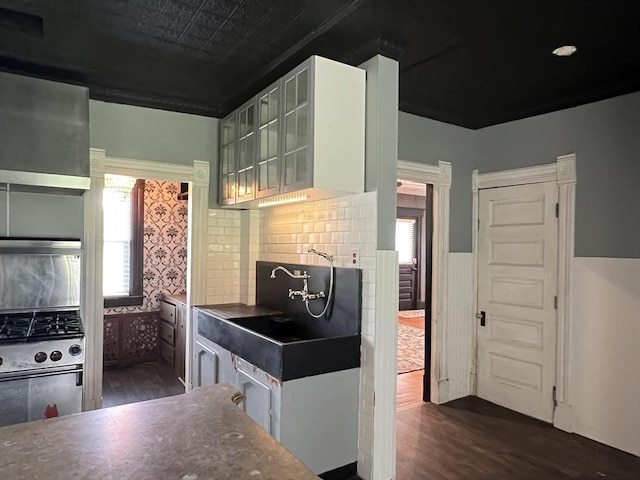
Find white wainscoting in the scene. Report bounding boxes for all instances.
[571,257,640,456]
[446,253,475,401]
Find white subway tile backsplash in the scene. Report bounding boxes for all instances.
[319,232,332,244]
[331,232,345,244]
[337,219,352,231]
[205,209,241,305]
[352,218,369,231]
[345,231,361,244]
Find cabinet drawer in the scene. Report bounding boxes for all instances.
[159,321,175,346]
[160,341,175,366]
[159,301,176,324]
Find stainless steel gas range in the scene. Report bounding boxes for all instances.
[0,238,85,427]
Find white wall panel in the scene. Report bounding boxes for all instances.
[571,257,640,456]
[447,253,474,400]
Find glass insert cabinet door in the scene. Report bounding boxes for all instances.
[236,99,256,202]
[256,81,281,198]
[282,66,311,192]
[220,111,237,205]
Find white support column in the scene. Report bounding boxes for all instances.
[372,250,399,480]
[82,148,106,411]
[358,54,399,480]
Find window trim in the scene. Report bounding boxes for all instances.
[103,178,145,308]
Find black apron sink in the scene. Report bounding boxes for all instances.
[195,305,360,382]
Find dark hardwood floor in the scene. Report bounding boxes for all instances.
[102,360,185,408]
[397,396,640,480]
[395,312,638,479]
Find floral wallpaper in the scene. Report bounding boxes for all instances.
[105,180,188,315]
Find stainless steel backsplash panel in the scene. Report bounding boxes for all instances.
[0,239,81,311]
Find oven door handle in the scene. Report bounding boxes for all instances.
[0,365,83,382]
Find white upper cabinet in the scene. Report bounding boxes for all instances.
[219,111,237,205]
[218,55,365,207]
[256,80,281,199]
[281,56,365,196]
[236,98,257,203]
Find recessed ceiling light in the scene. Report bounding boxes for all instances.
[552,45,577,57]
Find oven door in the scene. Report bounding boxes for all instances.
[0,365,83,427]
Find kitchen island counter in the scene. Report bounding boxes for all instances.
[0,384,319,480]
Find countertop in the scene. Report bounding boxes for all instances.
[0,384,319,480]
[163,292,187,306]
[195,303,282,320]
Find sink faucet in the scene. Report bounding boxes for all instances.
[270,266,308,280]
[270,266,325,302]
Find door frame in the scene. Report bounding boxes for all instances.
[397,159,451,404]
[82,148,210,411]
[471,153,576,430]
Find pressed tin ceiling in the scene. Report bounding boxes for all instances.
[0,0,638,128]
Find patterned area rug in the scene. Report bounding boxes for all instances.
[397,324,425,374]
[399,309,426,318]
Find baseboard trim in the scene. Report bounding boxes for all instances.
[319,462,359,480]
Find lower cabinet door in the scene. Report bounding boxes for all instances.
[160,341,175,367]
[193,341,218,388]
[237,369,272,433]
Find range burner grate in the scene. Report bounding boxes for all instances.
[0,310,84,344]
[31,314,83,338]
[0,316,32,342]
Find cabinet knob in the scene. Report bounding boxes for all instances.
[231,392,245,406]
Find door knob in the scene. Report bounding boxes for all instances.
[476,311,486,327]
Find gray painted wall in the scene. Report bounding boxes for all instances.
[89,100,220,207]
[398,112,476,252]
[398,92,640,258]
[476,92,640,258]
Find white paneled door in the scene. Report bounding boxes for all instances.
[477,182,558,422]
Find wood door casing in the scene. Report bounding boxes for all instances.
[477,182,558,422]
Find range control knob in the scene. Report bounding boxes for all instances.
[0,356,3,366]
[69,344,82,356]
[35,352,47,363]
[50,350,63,362]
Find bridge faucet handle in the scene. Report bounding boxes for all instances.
[288,288,295,299]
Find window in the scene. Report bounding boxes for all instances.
[396,218,417,264]
[103,174,145,308]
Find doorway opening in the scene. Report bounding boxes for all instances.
[101,174,189,408]
[396,178,434,409]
